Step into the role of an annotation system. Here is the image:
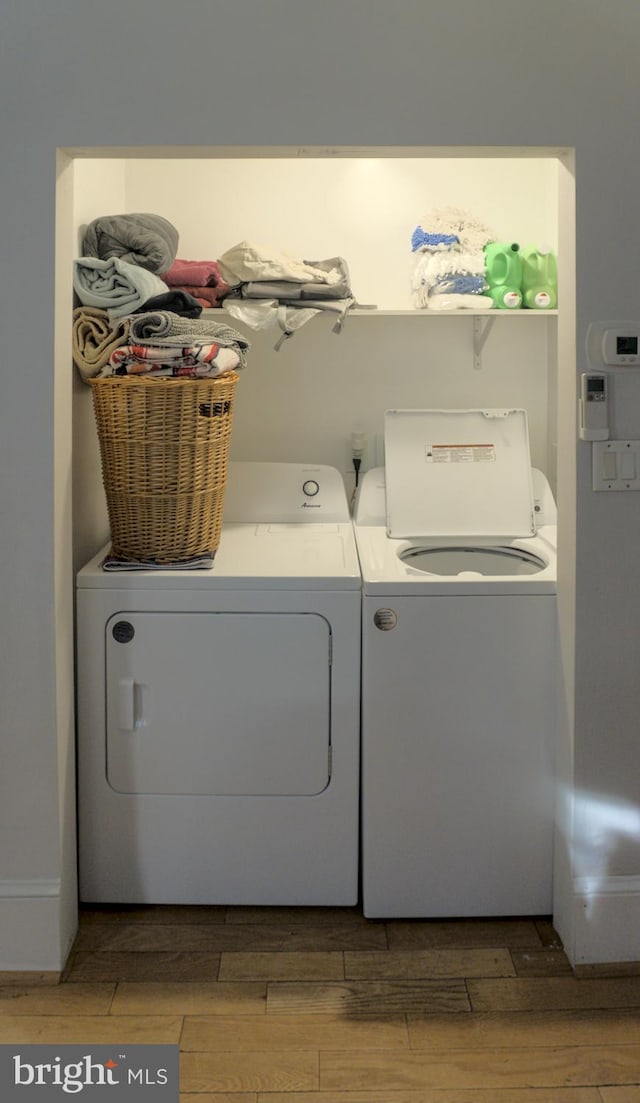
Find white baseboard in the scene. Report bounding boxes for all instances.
[0,879,60,899]
[573,875,640,965]
[0,882,64,971]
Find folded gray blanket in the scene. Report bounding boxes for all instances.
[128,310,251,369]
[82,213,179,274]
[73,256,168,320]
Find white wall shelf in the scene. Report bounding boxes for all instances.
[209,306,558,370]
[348,309,559,318]
[207,307,559,318]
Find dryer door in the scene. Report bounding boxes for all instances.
[105,612,331,796]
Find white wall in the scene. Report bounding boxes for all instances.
[2,0,640,968]
[73,160,127,567]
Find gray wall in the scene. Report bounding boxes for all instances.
[1,0,639,967]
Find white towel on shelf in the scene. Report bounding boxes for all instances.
[217,240,342,287]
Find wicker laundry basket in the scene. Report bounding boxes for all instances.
[90,373,239,563]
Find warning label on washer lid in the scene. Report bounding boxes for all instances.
[425,443,496,463]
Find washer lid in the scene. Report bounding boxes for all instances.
[384,408,536,539]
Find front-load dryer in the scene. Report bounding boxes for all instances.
[354,409,558,919]
[76,462,361,905]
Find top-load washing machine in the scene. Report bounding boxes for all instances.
[76,462,361,905]
[354,409,558,918]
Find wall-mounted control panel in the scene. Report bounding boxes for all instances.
[586,320,640,371]
[579,373,609,441]
[583,323,640,489]
[602,328,640,366]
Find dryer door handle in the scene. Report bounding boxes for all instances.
[117,677,136,731]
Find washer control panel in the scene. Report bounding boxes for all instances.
[222,462,351,522]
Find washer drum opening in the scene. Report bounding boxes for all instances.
[399,545,547,577]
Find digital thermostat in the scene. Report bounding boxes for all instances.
[602,328,640,366]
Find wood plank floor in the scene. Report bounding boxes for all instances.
[2,905,640,1102]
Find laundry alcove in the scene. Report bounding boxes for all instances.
[48,141,579,963]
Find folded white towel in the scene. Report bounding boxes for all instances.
[426,294,494,311]
[217,240,341,287]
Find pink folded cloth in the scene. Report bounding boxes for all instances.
[164,259,227,288]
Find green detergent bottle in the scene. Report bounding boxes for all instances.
[484,242,523,309]
[521,245,558,309]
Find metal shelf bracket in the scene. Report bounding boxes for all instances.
[473,315,496,370]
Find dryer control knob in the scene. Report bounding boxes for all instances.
[302,479,320,497]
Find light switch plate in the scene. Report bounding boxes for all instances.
[592,440,640,491]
